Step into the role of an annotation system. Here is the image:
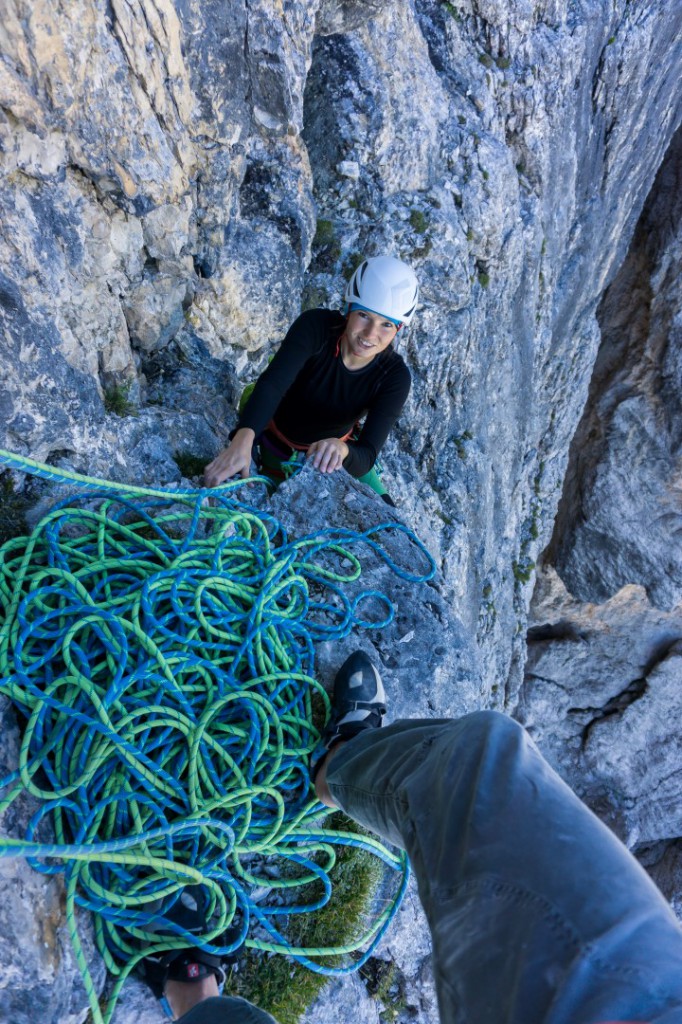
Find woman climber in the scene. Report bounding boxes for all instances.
[203,255,419,502]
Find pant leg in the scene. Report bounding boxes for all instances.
[176,995,279,1024]
[325,711,682,1024]
[356,464,388,497]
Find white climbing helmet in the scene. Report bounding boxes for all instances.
[344,255,419,326]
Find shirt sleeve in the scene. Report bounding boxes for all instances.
[342,358,411,478]
[237,310,329,437]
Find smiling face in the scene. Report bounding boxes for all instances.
[340,309,399,368]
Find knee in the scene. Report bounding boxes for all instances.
[456,709,526,742]
[443,710,529,774]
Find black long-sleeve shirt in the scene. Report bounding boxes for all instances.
[237,308,411,478]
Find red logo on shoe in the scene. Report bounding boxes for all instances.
[187,963,200,978]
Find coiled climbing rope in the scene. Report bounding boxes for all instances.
[0,450,435,1024]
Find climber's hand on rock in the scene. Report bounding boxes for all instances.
[307,438,349,474]
[204,429,255,486]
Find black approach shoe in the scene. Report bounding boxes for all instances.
[322,650,387,750]
[138,886,244,1002]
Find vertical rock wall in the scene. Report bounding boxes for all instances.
[2,0,681,686]
[518,123,682,890]
[1,1,682,1022]
[551,125,682,612]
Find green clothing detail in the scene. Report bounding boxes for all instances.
[257,445,388,498]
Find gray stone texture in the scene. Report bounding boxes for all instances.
[0,702,106,1023]
[1,0,682,1022]
[550,125,682,612]
[517,117,682,942]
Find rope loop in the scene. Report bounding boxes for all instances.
[0,450,436,1024]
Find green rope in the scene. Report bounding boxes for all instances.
[0,451,435,1022]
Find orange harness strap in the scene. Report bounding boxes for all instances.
[267,419,354,452]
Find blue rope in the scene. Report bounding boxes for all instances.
[0,450,436,1023]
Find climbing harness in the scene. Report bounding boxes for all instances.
[0,449,435,1024]
[237,332,394,498]
[255,423,390,498]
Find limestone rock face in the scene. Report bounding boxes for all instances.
[1,1,682,1022]
[2,0,682,682]
[519,569,682,843]
[550,126,682,613]
[519,122,682,909]
[0,702,106,1024]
